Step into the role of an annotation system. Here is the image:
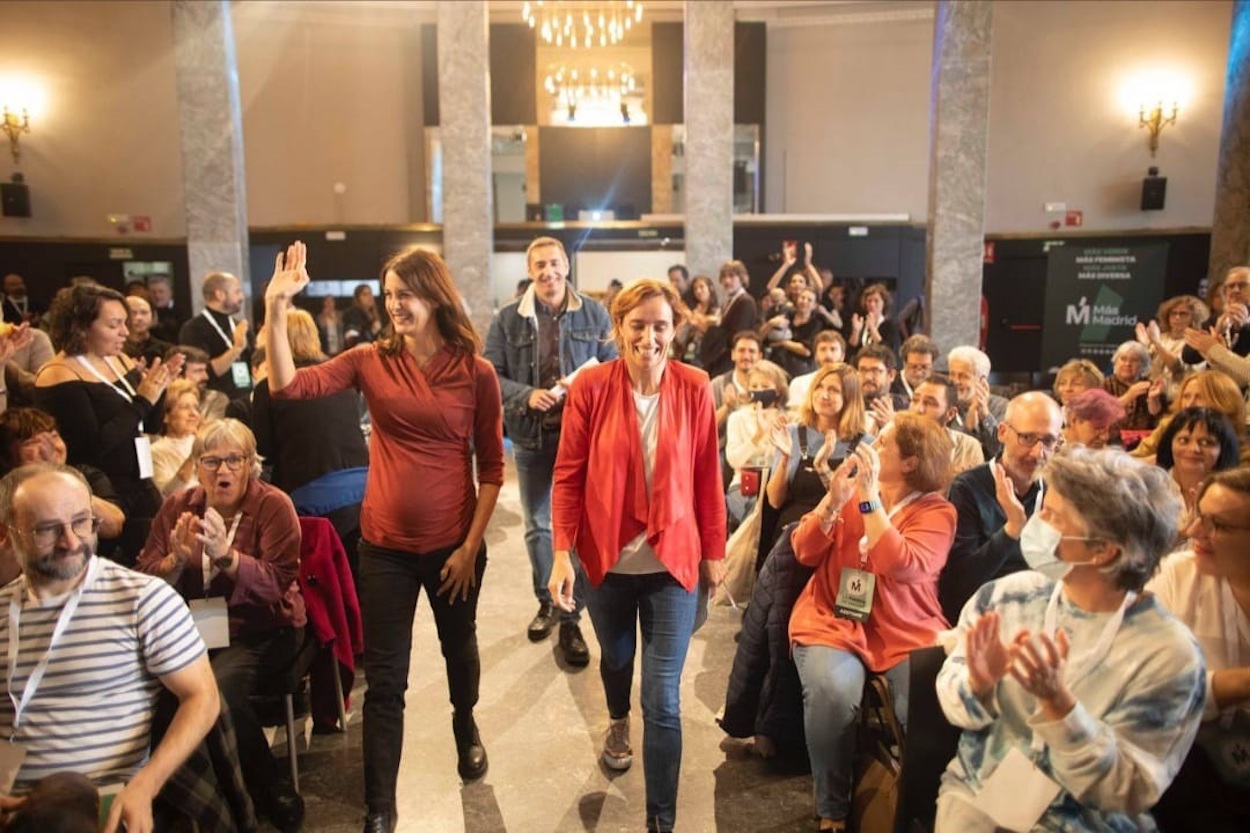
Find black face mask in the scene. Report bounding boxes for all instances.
[749,389,780,407]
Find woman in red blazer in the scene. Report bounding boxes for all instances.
[549,277,726,833]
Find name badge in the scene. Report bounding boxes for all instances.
[188,597,230,649]
[230,361,251,388]
[834,567,875,622]
[135,435,154,480]
[973,746,1062,831]
[0,740,26,795]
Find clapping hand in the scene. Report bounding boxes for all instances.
[1183,326,1218,357]
[265,241,311,305]
[769,414,793,458]
[0,322,32,365]
[170,511,200,567]
[965,611,1012,698]
[196,507,234,570]
[136,354,184,404]
[1009,629,1075,719]
[869,395,895,430]
[992,461,1027,539]
[851,441,881,502]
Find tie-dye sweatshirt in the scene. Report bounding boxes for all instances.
[936,571,1206,832]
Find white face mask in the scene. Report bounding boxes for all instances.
[1019,514,1100,580]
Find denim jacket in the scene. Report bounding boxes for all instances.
[484,284,617,450]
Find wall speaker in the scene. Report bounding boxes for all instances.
[0,181,30,218]
[1141,169,1167,212]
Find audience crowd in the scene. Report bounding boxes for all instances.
[0,248,1246,833]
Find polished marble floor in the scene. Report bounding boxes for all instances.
[278,458,815,833]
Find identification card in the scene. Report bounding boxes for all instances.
[0,741,26,795]
[188,597,230,649]
[134,435,154,479]
[974,746,1062,831]
[834,567,875,622]
[230,361,251,388]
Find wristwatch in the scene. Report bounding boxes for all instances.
[858,499,883,514]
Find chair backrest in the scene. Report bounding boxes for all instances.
[893,645,962,833]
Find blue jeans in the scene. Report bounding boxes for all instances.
[514,442,586,622]
[585,572,698,832]
[792,645,911,821]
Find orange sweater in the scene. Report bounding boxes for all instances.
[788,492,955,672]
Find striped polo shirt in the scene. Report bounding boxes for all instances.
[0,557,205,790]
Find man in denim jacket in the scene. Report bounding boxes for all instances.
[485,236,617,668]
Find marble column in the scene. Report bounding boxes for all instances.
[925,0,993,353]
[684,1,735,281]
[171,0,250,316]
[437,1,493,335]
[1209,0,1250,283]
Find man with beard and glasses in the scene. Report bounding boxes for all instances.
[938,391,1063,623]
[0,464,217,833]
[178,272,253,400]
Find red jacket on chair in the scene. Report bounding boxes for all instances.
[298,516,364,728]
[552,359,727,591]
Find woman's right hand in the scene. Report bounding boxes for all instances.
[170,511,200,567]
[966,611,1011,698]
[548,550,577,613]
[824,455,858,510]
[265,241,310,306]
[768,414,792,458]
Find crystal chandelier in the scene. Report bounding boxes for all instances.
[522,1,644,49]
[544,62,641,124]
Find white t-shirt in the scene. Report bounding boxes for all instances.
[611,390,667,575]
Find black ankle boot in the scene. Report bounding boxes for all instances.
[452,711,489,781]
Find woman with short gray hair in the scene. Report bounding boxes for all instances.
[935,447,1205,832]
[1103,340,1162,444]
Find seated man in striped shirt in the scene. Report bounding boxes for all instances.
[0,463,218,833]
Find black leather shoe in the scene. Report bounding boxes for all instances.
[263,780,305,832]
[362,810,396,833]
[559,621,590,667]
[453,711,489,781]
[527,602,555,641]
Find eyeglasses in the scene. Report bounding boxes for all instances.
[1224,280,1250,292]
[1192,512,1250,536]
[1004,423,1063,451]
[10,517,101,548]
[198,454,250,472]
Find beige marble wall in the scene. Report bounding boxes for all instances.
[684,0,735,280]
[1210,0,1250,281]
[652,125,674,215]
[437,1,493,329]
[172,0,250,313]
[925,0,992,353]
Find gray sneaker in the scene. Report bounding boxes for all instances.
[602,716,633,771]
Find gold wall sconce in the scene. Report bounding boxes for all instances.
[1139,100,1178,158]
[1,107,30,164]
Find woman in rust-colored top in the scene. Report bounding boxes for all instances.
[265,242,504,833]
[789,412,955,832]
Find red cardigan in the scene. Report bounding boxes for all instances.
[552,360,726,591]
[788,491,955,672]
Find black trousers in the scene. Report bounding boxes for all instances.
[358,539,487,814]
[211,625,302,803]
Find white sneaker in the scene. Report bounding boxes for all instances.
[602,716,633,771]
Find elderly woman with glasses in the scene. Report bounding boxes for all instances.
[137,418,306,832]
[1149,467,1250,831]
[936,448,1205,832]
[1103,341,1162,445]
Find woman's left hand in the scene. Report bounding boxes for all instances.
[0,323,32,365]
[853,442,881,502]
[437,542,478,604]
[196,507,234,570]
[1009,629,1075,719]
[700,559,725,592]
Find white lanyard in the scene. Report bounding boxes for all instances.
[200,309,235,351]
[859,491,923,566]
[1220,581,1249,670]
[201,512,244,591]
[74,355,143,432]
[6,556,101,734]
